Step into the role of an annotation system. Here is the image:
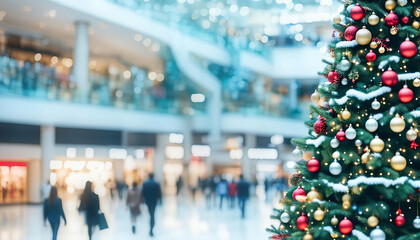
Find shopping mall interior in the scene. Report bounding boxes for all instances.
[0,0,340,239]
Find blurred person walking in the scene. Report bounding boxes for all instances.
[43,186,66,240]
[176,176,183,196]
[79,181,100,240]
[237,174,250,218]
[142,173,162,237]
[42,180,51,200]
[228,179,237,208]
[216,177,228,209]
[203,177,213,208]
[126,182,143,234]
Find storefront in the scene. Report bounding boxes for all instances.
[0,161,27,204]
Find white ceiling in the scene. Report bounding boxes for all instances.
[0,0,164,72]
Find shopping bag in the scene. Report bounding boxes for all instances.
[97,212,109,230]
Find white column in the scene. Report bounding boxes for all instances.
[207,90,222,144]
[41,126,55,183]
[27,159,41,203]
[242,134,256,181]
[154,134,168,184]
[183,117,192,164]
[73,21,89,103]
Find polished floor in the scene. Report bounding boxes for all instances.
[0,193,278,240]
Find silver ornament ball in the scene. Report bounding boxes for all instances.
[338,59,351,72]
[355,139,362,147]
[370,227,386,240]
[371,99,380,110]
[330,138,340,148]
[414,216,420,229]
[345,125,357,140]
[290,206,296,212]
[341,78,348,85]
[397,0,407,6]
[280,212,290,223]
[365,117,379,132]
[329,160,342,175]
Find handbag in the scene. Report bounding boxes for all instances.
[97,212,109,230]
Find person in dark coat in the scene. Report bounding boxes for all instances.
[141,173,162,237]
[236,174,250,218]
[175,176,183,196]
[79,181,100,240]
[43,186,66,240]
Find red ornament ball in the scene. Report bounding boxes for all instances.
[366,50,377,62]
[307,157,320,172]
[381,69,399,87]
[292,187,306,200]
[385,11,399,26]
[344,25,359,41]
[296,214,309,231]
[336,129,346,142]
[327,71,340,83]
[395,215,405,226]
[350,4,365,21]
[402,16,409,24]
[314,117,328,134]
[400,39,418,58]
[399,85,413,103]
[339,218,353,235]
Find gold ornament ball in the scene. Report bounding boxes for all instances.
[413,21,420,29]
[311,90,321,104]
[370,41,378,49]
[307,187,323,202]
[385,0,396,10]
[413,78,420,87]
[342,201,351,210]
[368,215,379,228]
[280,225,286,231]
[406,127,418,141]
[370,136,385,152]
[356,27,372,45]
[333,15,342,24]
[302,232,314,240]
[391,152,407,171]
[314,208,325,221]
[414,8,420,18]
[351,185,361,194]
[331,216,339,226]
[361,151,373,164]
[390,114,406,133]
[368,13,380,26]
[342,193,351,202]
[341,109,351,120]
[379,47,386,54]
[390,26,398,35]
[303,151,312,161]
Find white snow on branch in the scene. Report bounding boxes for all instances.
[352,230,370,240]
[336,40,358,48]
[372,113,383,120]
[332,87,392,105]
[411,110,420,118]
[324,57,335,65]
[398,72,420,81]
[323,176,420,194]
[378,56,400,70]
[306,136,326,147]
[323,180,349,193]
[372,153,381,158]
[390,106,395,115]
[321,226,334,234]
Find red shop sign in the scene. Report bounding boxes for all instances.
[0,161,27,167]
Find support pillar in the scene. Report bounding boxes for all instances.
[242,134,256,181]
[73,21,89,103]
[41,126,55,183]
[289,79,300,114]
[154,134,168,185]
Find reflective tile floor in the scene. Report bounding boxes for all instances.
[0,194,278,240]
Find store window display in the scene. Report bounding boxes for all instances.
[0,161,27,204]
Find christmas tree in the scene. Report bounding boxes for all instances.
[268,0,419,239]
